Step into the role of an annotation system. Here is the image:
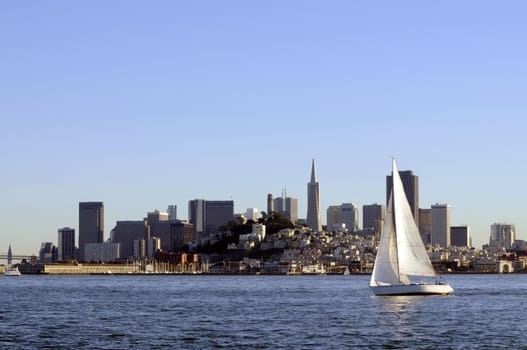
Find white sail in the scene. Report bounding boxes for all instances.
[392,160,437,278]
[370,193,400,286]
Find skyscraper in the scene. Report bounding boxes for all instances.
[78,202,104,262]
[189,199,205,238]
[167,205,177,221]
[267,193,274,215]
[419,208,432,245]
[273,190,298,224]
[431,203,451,248]
[363,203,385,235]
[386,169,419,226]
[307,159,321,232]
[327,203,359,232]
[490,223,515,250]
[58,227,76,261]
[188,199,234,239]
[451,225,470,247]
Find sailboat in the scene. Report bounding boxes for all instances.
[369,160,453,296]
[5,244,21,276]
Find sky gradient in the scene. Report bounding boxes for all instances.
[2,1,527,255]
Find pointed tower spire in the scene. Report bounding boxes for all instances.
[310,158,317,183]
[7,244,13,266]
[307,158,321,232]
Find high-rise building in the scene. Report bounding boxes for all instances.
[387,169,419,226]
[167,205,177,221]
[189,199,234,239]
[39,242,57,263]
[286,197,298,224]
[307,159,321,232]
[267,194,274,215]
[58,227,76,261]
[205,200,234,234]
[490,223,515,250]
[326,205,341,232]
[419,208,432,245]
[147,210,169,223]
[327,203,359,232]
[245,208,259,222]
[451,225,470,247]
[110,220,148,260]
[273,190,298,224]
[79,202,104,262]
[431,204,451,248]
[363,204,385,236]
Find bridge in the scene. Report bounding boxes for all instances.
[0,254,34,261]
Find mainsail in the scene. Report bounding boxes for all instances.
[370,160,436,287]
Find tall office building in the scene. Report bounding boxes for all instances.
[79,202,104,262]
[419,208,432,245]
[327,203,359,232]
[267,194,274,215]
[205,200,234,234]
[58,227,76,261]
[431,203,451,248]
[363,204,385,235]
[167,205,177,221]
[451,225,470,247]
[110,220,148,259]
[189,199,234,239]
[490,223,515,250]
[245,208,259,222]
[307,159,322,232]
[387,169,419,226]
[189,199,206,237]
[273,190,298,224]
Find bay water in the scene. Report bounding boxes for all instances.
[1,274,525,349]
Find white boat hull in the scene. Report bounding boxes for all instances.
[5,267,21,276]
[370,283,453,296]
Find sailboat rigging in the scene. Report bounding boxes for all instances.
[369,160,453,295]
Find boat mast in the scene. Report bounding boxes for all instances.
[391,161,402,284]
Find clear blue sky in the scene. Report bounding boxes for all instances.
[2,1,527,255]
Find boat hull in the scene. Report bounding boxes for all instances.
[5,267,21,276]
[370,283,453,296]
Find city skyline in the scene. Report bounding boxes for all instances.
[2,2,527,254]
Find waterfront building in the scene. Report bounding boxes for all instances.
[419,208,432,245]
[85,242,120,262]
[58,227,76,261]
[167,205,177,221]
[148,216,194,252]
[133,238,146,258]
[490,223,515,250]
[147,237,161,257]
[110,220,148,260]
[362,204,385,236]
[451,225,471,247]
[78,202,104,262]
[431,203,451,248]
[386,169,419,226]
[39,242,57,263]
[306,159,322,232]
